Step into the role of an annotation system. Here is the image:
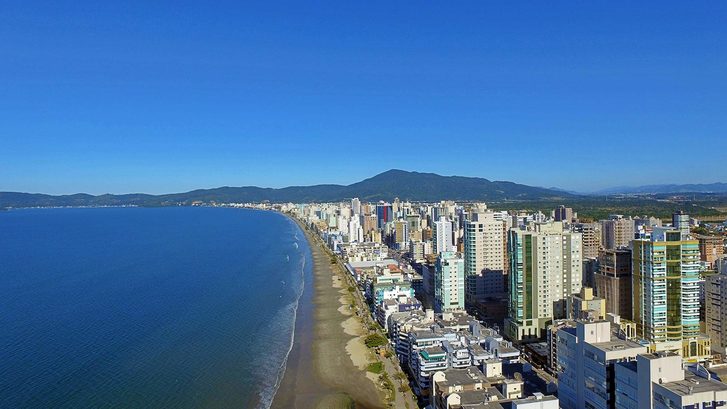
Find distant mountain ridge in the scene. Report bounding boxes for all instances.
[594,182,727,195]
[0,169,573,208]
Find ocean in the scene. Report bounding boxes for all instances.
[0,207,310,408]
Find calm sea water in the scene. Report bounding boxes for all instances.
[0,207,310,409]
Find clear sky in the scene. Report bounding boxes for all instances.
[1,1,725,195]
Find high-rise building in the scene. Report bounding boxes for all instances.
[433,216,455,254]
[434,251,465,313]
[406,213,421,232]
[394,220,409,248]
[376,203,393,229]
[706,271,727,356]
[672,210,691,238]
[602,215,635,249]
[594,248,633,320]
[557,320,646,409]
[573,222,602,259]
[697,234,724,269]
[409,240,431,262]
[463,212,507,304]
[363,214,378,235]
[505,222,583,341]
[582,257,599,289]
[348,217,364,243]
[718,257,727,274]
[409,229,422,243]
[553,205,575,223]
[351,197,361,216]
[633,227,703,358]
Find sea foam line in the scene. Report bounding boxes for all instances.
[256,223,307,409]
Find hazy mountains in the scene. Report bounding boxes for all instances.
[0,170,574,208]
[594,183,727,195]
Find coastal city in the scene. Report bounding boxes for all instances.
[3,3,726,409]
[236,198,727,409]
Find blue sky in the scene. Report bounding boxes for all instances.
[1,1,725,194]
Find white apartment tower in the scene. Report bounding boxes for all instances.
[434,251,465,312]
[348,217,364,243]
[505,222,583,341]
[433,216,455,254]
[464,211,507,303]
[351,197,361,216]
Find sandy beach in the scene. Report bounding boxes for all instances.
[271,217,385,409]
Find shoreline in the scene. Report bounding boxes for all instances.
[271,215,384,409]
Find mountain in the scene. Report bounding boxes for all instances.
[0,169,574,209]
[343,170,572,201]
[594,182,727,195]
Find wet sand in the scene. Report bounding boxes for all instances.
[271,217,384,409]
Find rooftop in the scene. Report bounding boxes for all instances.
[455,387,506,407]
[525,342,549,357]
[461,403,505,409]
[511,394,559,405]
[420,346,447,360]
[436,366,489,387]
[640,351,681,360]
[590,339,644,354]
[659,373,727,397]
[436,313,476,328]
[413,329,444,340]
[470,343,488,356]
[496,344,520,356]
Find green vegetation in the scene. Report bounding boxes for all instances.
[366,362,384,374]
[316,394,356,409]
[368,322,383,332]
[692,226,710,235]
[347,286,356,293]
[490,196,726,221]
[0,170,569,208]
[378,372,395,403]
[5,175,726,223]
[364,334,388,348]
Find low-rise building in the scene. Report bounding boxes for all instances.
[391,309,519,400]
[376,295,422,329]
[615,352,727,409]
[566,287,606,320]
